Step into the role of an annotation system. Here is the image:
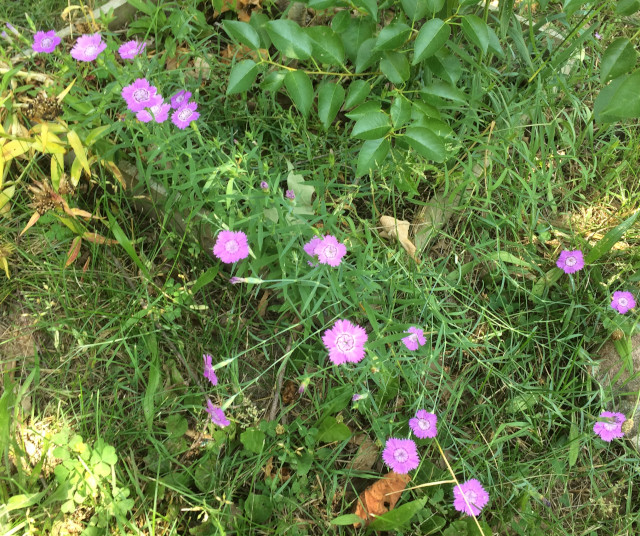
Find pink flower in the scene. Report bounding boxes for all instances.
[119,40,146,60]
[32,30,61,53]
[453,479,490,516]
[205,400,230,427]
[303,236,323,258]
[122,78,161,113]
[593,411,625,442]
[402,326,426,351]
[610,291,635,314]
[285,189,295,200]
[322,319,368,365]
[136,98,171,123]
[213,230,250,264]
[170,90,192,109]
[409,410,437,439]
[203,354,218,386]
[260,181,269,190]
[70,33,107,62]
[171,102,200,129]
[556,249,584,274]
[382,438,420,474]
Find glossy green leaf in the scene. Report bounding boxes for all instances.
[486,24,505,58]
[344,80,371,108]
[226,59,259,95]
[223,20,261,50]
[345,100,381,120]
[421,81,466,104]
[413,18,450,64]
[461,14,489,54]
[391,95,412,128]
[356,37,381,73]
[380,51,410,84]
[249,13,271,48]
[339,16,375,63]
[369,498,427,531]
[351,111,391,140]
[401,0,429,20]
[331,10,351,33]
[616,0,640,15]
[317,82,345,129]
[316,416,351,442]
[403,126,445,162]
[374,22,411,51]
[585,210,640,263]
[594,71,640,122]
[426,0,445,9]
[428,48,463,84]
[309,0,345,8]
[356,138,390,177]
[265,19,312,60]
[600,38,637,83]
[306,26,345,66]
[352,0,377,18]
[284,70,314,118]
[260,70,287,92]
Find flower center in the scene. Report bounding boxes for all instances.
[336,333,355,353]
[133,88,149,103]
[465,491,478,504]
[323,245,338,258]
[41,37,52,49]
[565,256,577,267]
[393,448,408,463]
[408,333,418,343]
[225,240,239,253]
[85,45,97,57]
[618,298,628,307]
[175,94,185,104]
[178,108,192,121]
[418,419,430,430]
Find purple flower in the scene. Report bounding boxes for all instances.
[382,438,420,474]
[70,33,107,62]
[170,90,192,109]
[32,30,61,53]
[298,378,310,395]
[203,354,218,386]
[0,31,7,40]
[611,291,635,315]
[593,411,625,442]
[556,249,584,274]
[213,230,250,264]
[122,78,161,113]
[118,40,146,60]
[352,393,362,402]
[409,410,437,439]
[322,319,368,365]
[595,32,602,40]
[402,326,426,351]
[171,102,200,129]
[453,479,490,516]
[285,189,295,200]
[260,181,269,190]
[229,276,245,284]
[5,23,18,36]
[318,235,348,267]
[205,400,230,427]
[303,236,323,257]
[136,98,171,123]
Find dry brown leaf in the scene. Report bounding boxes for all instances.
[352,471,410,527]
[281,379,298,405]
[257,290,270,317]
[379,215,417,261]
[347,434,379,472]
[220,44,268,64]
[214,0,262,22]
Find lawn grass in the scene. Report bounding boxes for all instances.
[2,0,640,535]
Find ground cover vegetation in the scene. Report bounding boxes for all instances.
[1,0,640,534]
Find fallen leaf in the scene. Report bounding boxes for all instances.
[257,290,270,317]
[347,434,379,472]
[353,471,410,527]
[379,216,417,261]
[281,379,298,405]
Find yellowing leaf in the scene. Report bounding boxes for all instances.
[57,78,76,103]
[353,471,411,527]
[0,185,16,212]
[67,130,90,175]
[65,236,82,268]
[0,256,9,278]
[51,153,64,191]
[2,140,31,161]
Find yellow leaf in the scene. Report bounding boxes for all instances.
[30,122,68,135]
[0,185,15,212]
[41,122,49,153]
[51,153,64,191]
[67,130,90,175]
[31,140,67,154]
[2,140,31,161]
[379,215,418,261]
[57,78,76,103]
[0,257,9,279]
[20,211,41,236]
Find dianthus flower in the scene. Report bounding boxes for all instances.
[409,410,437,439]
[118,40,146,60]
[322,319,368,365]
[203,354,218,386]
[171,102,200,129]
[304,235,347,267]
[32,30,61,53]
[136,98,171,123]
[205,400,230,427]
[213,230,250,264]
[610,291,635,315]
[70,33,107,62]
[122,78,161,112]
[402,326,426,351]
[453,479,490,516]
[170,90,192,109]
[593,411,625,442]
[260,181,269,190]
[556,249,584,274]
[382,438,420,474]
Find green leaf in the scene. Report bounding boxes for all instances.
[351,111,391,140]
[260,70,287,92]
[426,0,446,10]
[368,498,428,531]
[192,266,219,294]
[390,96,412,128]
[331,514,365,525]
[284,70,314,118]
[380,51,410,84]
[532,267,564,297]
[317,82,345,129]
[585,210,640,263]
[421,81,466,104]
[0,383,13,459]
[101,445,117,465]
[306,26,345,66]
[403,126,445,162]
[339,16,375,63]
[352,0,377,18]
[308,0,345,8]
[226,60,259,95]
[316,416,351,442]
[568,418,580,467]
[374,22,411,51]
[249,13,271,48]
[600,38,637,83]
[563,0,590,16]
[245,493,273,523]
[345,100,381,120]
[594,71,640,122]
[401,0,429,20]
[331,10,351,33]
[616,0,640,15]
[356,37,382,73]
[143,355,161,430]
[265,19,312,60]
[240,428,266,454]
[413,19,450,64]
[356,138,390,177]
[461,14,489,54]
[85,125,111,146]
[344,80,371,108]
[223,20,261,50]
[287,166,315,212]
[107,210,150,279]
[166,415,189,438]
[428,48,463,84]
[125,0,156,16]
[465,518,493,536]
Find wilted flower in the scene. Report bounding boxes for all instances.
[205,400,230,427]
[260,181,269,190]
[170,90,192,109]
[203,354,218,386]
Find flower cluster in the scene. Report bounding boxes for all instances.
[202,353,230,428]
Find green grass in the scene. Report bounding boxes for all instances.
[2,0,640,535]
